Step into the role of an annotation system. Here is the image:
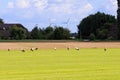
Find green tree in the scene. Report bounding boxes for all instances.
[117,0,120,38]
[44,26,54,39]
[97,29,108,39]
[31,27,40,39]
[62,28,70,39]
[30,26,70,40]
[30,26,43,39]
[0,18,4,24]
[89,33,95,40]
[10,25,27,39]
[78,12,116,40]
[53,27,70,40]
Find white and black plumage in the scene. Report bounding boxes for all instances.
[21,49,25,52]
[75,47,79,50]
[30,48,34,51]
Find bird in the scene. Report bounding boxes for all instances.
[35,48,38,50]
[67,47,70,50]
[104,48,107,51]
[30,48,34,51]
[8,48,11,51]
[75,47,79,50]
[54,47,57,50]
[21,49,25,52]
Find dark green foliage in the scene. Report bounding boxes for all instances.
[97,29,108,39]
[30,26,43,39]
[89,33,95,40]
[53,27,70,40]
[53,27,63,40]
[63,28,70,39]
[10,25,27,40]
[31,27,39,39]
[117,0,120,38]
[78,12,117,40]
[30,26,70,40]
[44,27,54,39]
[44,27,54,34]
[0,18,4,24]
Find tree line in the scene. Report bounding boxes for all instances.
[77,12,118,40]
[30,26,70,40]
[0,19,71,40]
[0,11,119,40]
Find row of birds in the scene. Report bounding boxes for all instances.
[7,47,80,52]
[8,48,38,52]
[7,47,107,52]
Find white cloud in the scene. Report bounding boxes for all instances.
[47,0,70,14]
[77,3,93,14]
[7,2,14,8]
[16,0,30,9]
[47,3,73,14]
[110,0,117,10]
[6,0,93,16]
[105,0,117,10]
[6,0,48,11]
[50,18,56,22]
[4,0,93,21]
[21,11,34,19]
[85,3,93,10]
[33,0,48,10]
[110,0,117,6]
[5,0,48,19]
[47,0,93,15]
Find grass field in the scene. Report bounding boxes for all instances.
[0,48,120,80]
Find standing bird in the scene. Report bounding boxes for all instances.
[67,47,70,50]
[8,48,11,51]
[75,47,79,50]
[21,49,25,52]
[35,48,38,50]
[104,48,107,51]
[30,48,34,51]
[54,47,57,50]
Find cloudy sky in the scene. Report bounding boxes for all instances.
[0,0,118,32]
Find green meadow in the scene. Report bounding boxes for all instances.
[0,49,120,80]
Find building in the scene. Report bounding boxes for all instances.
[0,24,28,39]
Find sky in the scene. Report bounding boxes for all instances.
[0,0,118,32]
